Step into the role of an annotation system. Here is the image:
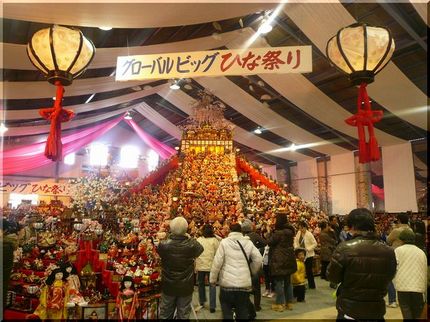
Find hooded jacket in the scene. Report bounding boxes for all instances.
[158,234,203,296]
[210,232,262,290]
[327,232,396,320]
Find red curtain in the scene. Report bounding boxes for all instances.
[236,157,280,191]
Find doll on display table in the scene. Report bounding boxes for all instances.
[116,275,139,321]
[33,266,69,320]
[61,262,87,306]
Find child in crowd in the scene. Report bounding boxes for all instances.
[292,248,306,302]
[262,245,274,298]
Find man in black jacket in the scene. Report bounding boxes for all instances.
[158,216,204,319]
[327,208,396,321]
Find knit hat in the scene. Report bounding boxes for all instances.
[170,217,188,236]
[241,219,253,233]
[399,229,415,244]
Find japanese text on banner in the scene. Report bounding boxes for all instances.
[116,46,312,81]
[1,181,72,195]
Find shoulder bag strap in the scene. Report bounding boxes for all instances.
[237,240,252,278]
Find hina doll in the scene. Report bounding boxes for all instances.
[33,267,69,320]
[62,262,86,305]
[116,276,139,321]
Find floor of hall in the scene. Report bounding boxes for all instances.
[190,278,403,320]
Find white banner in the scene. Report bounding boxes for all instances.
[116,46,312,81]
[1,181,72,196]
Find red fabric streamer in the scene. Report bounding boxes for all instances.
[39,81,75,161]
[236,157,280,191]
[345,83,383,163]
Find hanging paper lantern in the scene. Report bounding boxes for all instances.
[326,23,395,163]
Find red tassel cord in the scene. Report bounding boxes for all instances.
[345,83,383,163]
[39,81,75,161]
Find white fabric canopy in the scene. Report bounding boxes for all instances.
[225,27,404,147]
[196,76,348,156]
[6,83,168,120]
[2,28,253,71]
[283,2,428,130]
[3,3,275,29]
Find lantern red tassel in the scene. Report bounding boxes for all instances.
[39,81,75,161]
[345,83,383,163]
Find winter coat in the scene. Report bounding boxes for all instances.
[210,232,262,290]
[294,230,318,258]
[195,236,220,272]
[158,234,203,296]
[244,231,267,254]
[319,230,337,262]
[267,228,297,277]
[394,244,427,293]
[327,232,396,320]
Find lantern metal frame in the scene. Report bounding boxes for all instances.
[26,25,96,86]
[326,22,394,85]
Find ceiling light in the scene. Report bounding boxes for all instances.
[124,111,132,120]
[99,26,112,31]
[0,123,8,135]
[290,143,297,151]
[258,19,273,34]
[254,128,262,135]
[175,146,180,150]
[170,80,180,90]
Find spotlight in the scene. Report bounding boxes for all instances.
[290,143,296,151]
[258,19,273,34]
[170,80,180,90]
[174,146,180,150]
[99,26,112,31]
[254,128,262,135]
[124,111,132,120]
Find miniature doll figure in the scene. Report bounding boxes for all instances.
[116,276,139,321]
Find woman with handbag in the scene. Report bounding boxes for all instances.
[209,223,262,320]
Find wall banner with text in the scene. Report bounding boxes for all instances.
[1,181,72,196]
[116,46,312,81]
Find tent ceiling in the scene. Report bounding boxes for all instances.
[1,1,428,168]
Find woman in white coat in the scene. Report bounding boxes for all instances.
[195,224,220,313]
[294,221,317,289]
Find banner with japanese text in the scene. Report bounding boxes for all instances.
[116,46,312,81]
[1,181,72,196]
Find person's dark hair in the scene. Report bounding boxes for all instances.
[275,213,288,230]
[202,224,215,238]
[328,215,337,224]
[120,276,135,291]
[318,221,328,230]
[230,223,242,233]
[298,221,308,229]
[147,236,154,244]
[397,213,409,225]
[294,248,306,257]
[346,208,375,232]
[45,267,66,286]
[61,262,78,278]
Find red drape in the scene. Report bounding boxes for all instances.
[1,116,123,175]
[236,157,280,191]
[124,119,176,160]
[371,184,385,200]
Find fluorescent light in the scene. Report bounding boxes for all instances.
[290,143,297,151]
[254,128,262,134]
[85,93,95,104]
[99,26,112,31]
[0,123,8,135]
